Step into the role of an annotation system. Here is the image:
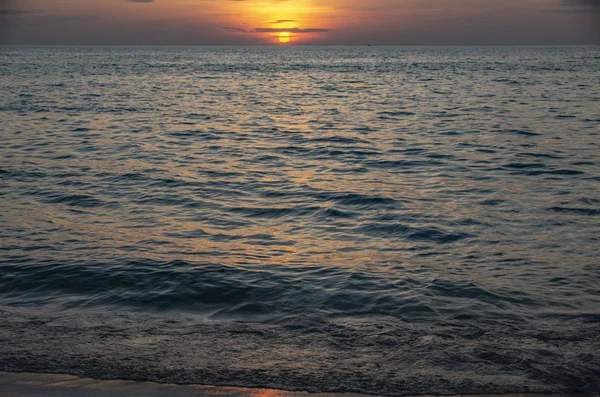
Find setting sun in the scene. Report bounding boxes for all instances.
[277,32,291,43]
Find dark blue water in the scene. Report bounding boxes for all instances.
[1,46,599,395]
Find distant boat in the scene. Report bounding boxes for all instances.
[367,44,373,47]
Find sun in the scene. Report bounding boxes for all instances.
[277,32,291,43]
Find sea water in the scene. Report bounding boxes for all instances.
[1,46,599,394]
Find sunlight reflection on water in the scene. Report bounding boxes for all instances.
[0,46,599,395]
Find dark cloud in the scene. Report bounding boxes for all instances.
[43,15,100,23]
[544,0,600,15]
[0,0,28,35]
[0,0,34,16]
[545,8,599,12]
[223,25,330,35]
[254,27,331,33]
[0,10,33,15]
[270,19,297,24]
[552,0,600,11]
[221,26,247,32]
[562,0,600,6]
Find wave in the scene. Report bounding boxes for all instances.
[1,304,598,395]
[2,45,600,396]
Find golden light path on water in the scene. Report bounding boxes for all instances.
[1,42,599,396]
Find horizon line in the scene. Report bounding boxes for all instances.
[1,43,599,47]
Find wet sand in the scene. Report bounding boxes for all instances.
[0,372,572,397]
[1,372,376,397]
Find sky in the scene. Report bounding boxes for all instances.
[0,0,599,45]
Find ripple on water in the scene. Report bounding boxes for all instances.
[0,46,599,395]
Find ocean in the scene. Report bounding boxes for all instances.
[1,46,599,395]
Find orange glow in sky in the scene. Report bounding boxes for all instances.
[218,0,334,44]
[0,0,598,45]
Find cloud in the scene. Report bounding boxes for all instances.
[0,10,34,15]
[0,0,35,16]
[221,25,331,35]
[254,27,331,33]
[222,25,330,36]
[562,0,600,6]
[270,19,297,24]
[553,0,600,11]
[0,0,35,35]
[128,0,154,2]
[545,0,600,14]
[221,26,247,32]
[45,15,101,22]
[545,8,599,12]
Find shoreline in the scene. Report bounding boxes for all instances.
[0,372,580,397]
[0,371,377,397]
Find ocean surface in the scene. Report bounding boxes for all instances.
[1,46,599,395]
